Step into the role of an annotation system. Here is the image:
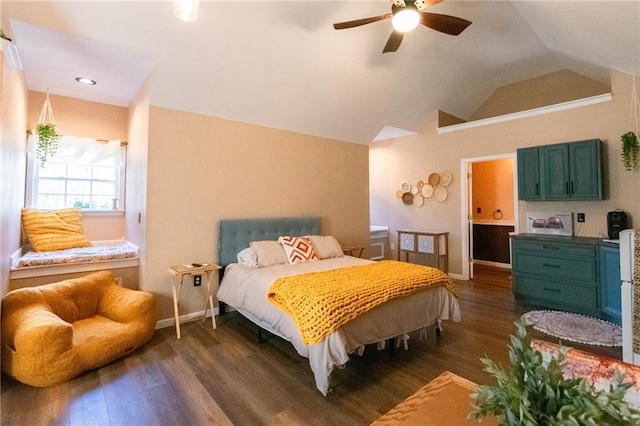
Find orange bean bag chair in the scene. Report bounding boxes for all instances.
[1,270,156,387]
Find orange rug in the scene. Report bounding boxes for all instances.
[371,371,497,425]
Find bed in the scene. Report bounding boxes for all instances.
[216,217,461,395]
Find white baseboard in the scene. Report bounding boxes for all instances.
[156,307,220,330]
[474,260,512,269]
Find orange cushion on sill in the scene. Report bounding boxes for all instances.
[21,208,92,252]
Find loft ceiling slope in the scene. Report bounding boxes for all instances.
[1,1,636,144]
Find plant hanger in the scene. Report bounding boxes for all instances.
[621,76,640,171]
[35,92,59,165]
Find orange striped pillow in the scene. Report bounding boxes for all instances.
[21,208,92,252]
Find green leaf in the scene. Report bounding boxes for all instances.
[35,123,59,165]
[469,318,640,424]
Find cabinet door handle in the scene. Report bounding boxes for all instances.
[535,183,539,196]
[544,287,561,293]
[542,245,560,250]
[565,181,569,195]
[542,263,561,268]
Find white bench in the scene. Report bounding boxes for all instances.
[10,240,139,289]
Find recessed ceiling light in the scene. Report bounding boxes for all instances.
[75,77,97,85]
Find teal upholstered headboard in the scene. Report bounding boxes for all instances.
[217,217,321,267]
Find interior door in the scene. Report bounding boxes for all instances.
[462,154,519,281]
[467,162,474,279]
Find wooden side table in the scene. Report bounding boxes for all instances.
[168,263,221,339]
[342,245,366,258]
[397,229,449,272]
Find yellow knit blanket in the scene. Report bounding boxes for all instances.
[267,260,457,345]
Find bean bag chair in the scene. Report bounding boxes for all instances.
[1,270,156,387]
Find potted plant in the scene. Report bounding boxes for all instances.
[622,131,639,171]
[35,122,59,165]
[470,319,639,425]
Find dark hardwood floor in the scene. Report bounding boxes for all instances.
[1,265,621,425]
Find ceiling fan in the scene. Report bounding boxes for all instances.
[333,0,471,53]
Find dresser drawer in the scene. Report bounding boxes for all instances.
[512,239,595,258]
[514,275,598,312]
[513,253,597,283]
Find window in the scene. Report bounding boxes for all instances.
[26,134,126,211]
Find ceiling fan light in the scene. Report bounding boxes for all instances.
[392,9,420,32]
[174,0,199,22]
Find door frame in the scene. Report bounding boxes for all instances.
[459,153,519,281]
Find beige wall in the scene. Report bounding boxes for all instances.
[26,92,128,241]
[125,76,152,290]
[0,47,29,298]
[469,69,611,121]
[144,106,370,321]
[27,92,128,140]
[1,78,370,323]
[471,159,514,223]
[370,71,640,276]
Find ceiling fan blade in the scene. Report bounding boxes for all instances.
[333,13,393,30]
[383,31,404,53]
[420,12,472,36]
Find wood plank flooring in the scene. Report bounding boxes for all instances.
[1,265,621,425]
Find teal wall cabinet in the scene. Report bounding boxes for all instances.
[517,139,603,201]
[517,147,541,200]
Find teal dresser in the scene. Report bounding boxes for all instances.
[512,234,620,321]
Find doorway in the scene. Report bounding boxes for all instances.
[460,153,519,280]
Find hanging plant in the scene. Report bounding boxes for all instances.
[35,123,59,165]
[35,93,59,166]
[0,29,11,41]
[623,76,640,171]
[622,131,639,171]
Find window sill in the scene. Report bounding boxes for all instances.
[82,210,125,217]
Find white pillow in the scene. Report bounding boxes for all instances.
[307,235,344,259]
[278,236,319,264]
[237,247,258,267]
[250,240,288,267]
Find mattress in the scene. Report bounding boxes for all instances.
[217,256,461,395]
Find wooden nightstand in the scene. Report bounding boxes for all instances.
[168,263,221,339]
[342,245,366,258]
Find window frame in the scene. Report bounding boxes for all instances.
[25,136,127,213]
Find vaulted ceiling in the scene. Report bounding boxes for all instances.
[2,1,639,144]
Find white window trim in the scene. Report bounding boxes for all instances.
[25,135,127,212]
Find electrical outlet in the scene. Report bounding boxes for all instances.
[390,243,396,250]
[115,277,123,286]
[577,213,585,223]
[193,275,202,286]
